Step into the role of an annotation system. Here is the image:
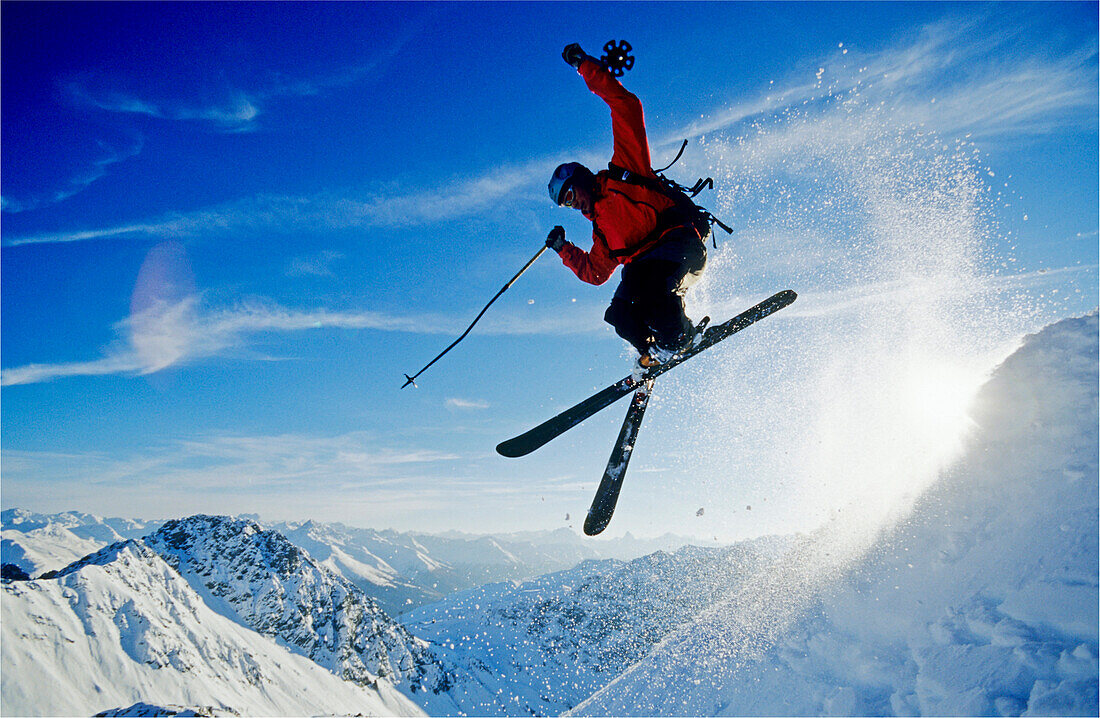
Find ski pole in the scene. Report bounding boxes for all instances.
[402,244,549,388]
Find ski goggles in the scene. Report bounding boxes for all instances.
[561,186,576,208]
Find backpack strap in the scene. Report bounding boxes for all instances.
[654,139,689,173]
[606,163,732,245]
[605,163,659,190]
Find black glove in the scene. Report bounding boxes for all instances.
[562,43,586,69]
[546,226,566,253]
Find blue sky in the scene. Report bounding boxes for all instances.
[2,2,1097,541]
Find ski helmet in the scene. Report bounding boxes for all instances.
[548,162,591,206]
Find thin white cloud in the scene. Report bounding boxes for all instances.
[445,397,491,410]
[286,250,345,278]
[63,30,408,133]
[1,136,144,213]
[65,82,258,131]
[0,428,506,529]
[11,17,1093,248]
[2,259,1089,387]
[2,431,463,497]
[75,89,270,134]
[0,294,604,386]
[662,15,1096,148]
[3,161,550,246]
[12,17,1095,249]
[0,297,383,386]
[0,355,146,387]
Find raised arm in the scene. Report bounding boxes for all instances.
[563,44,654,176]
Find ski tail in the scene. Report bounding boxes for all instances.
[496,378,636,458]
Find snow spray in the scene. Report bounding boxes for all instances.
[604,47,1053,693]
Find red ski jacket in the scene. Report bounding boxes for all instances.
[558,58,693,285]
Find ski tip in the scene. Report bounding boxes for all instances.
[495,441,524,458]
[765,289,798,311]
[583,514,609,536]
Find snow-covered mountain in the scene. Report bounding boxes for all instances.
[3,508,694,615]
[268,520,435,615]
[3,513,543,716]
[1,508,162,577]
[263,520,697,615]
[402,537,791,716]
[3,313,1094,717]
[1,539,423,717]
[2,510,712,715]
[570,313,1099,716]
[140,515,448,693]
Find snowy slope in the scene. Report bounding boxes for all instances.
[5,314,1092,717]
[141,515,448,694]
[1,508,162,577]
[573,313,1099,716]
[268,520,697,615]
[403,537,790,716]
[1,540,424,717]
[2,508,694,613]
[268,520,449,615]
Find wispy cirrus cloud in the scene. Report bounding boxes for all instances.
[13,262,1089,388]
[1,297,414,386]
[67,84,261,132]
[840,28,1097,140]
[0,293,603,386]
[7,15,1093,248]
[2,159,551,246]
[663,15,1097,147]
[65,71,375,133]
[2,431,462,503]
[1,136,144,213]
[0,424,508,529]
[286,250,345,278]
[4,258,1089,386]
[63,35,407,133]
[445,397,490,410]
[7,265,1082,388]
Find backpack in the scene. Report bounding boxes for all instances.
[605,139,733,247]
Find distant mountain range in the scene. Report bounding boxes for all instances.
[2,314,1096,716]
[2,510,767,716]
[402,537,792,716]
[2,509,163,576]
[2,534,423,716]
[3,508,698,615]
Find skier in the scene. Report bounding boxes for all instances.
[546,42,710,370]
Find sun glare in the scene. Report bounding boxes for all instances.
[903,361,980,428]
[900,360,982,450]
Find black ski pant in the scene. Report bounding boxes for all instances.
[604,227,708,355]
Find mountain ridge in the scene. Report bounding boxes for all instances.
[2,313,1095,716]
[2,537,424,716]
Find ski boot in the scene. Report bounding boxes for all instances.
[631,316,710,379]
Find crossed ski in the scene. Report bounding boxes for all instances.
[496,289,797,535]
